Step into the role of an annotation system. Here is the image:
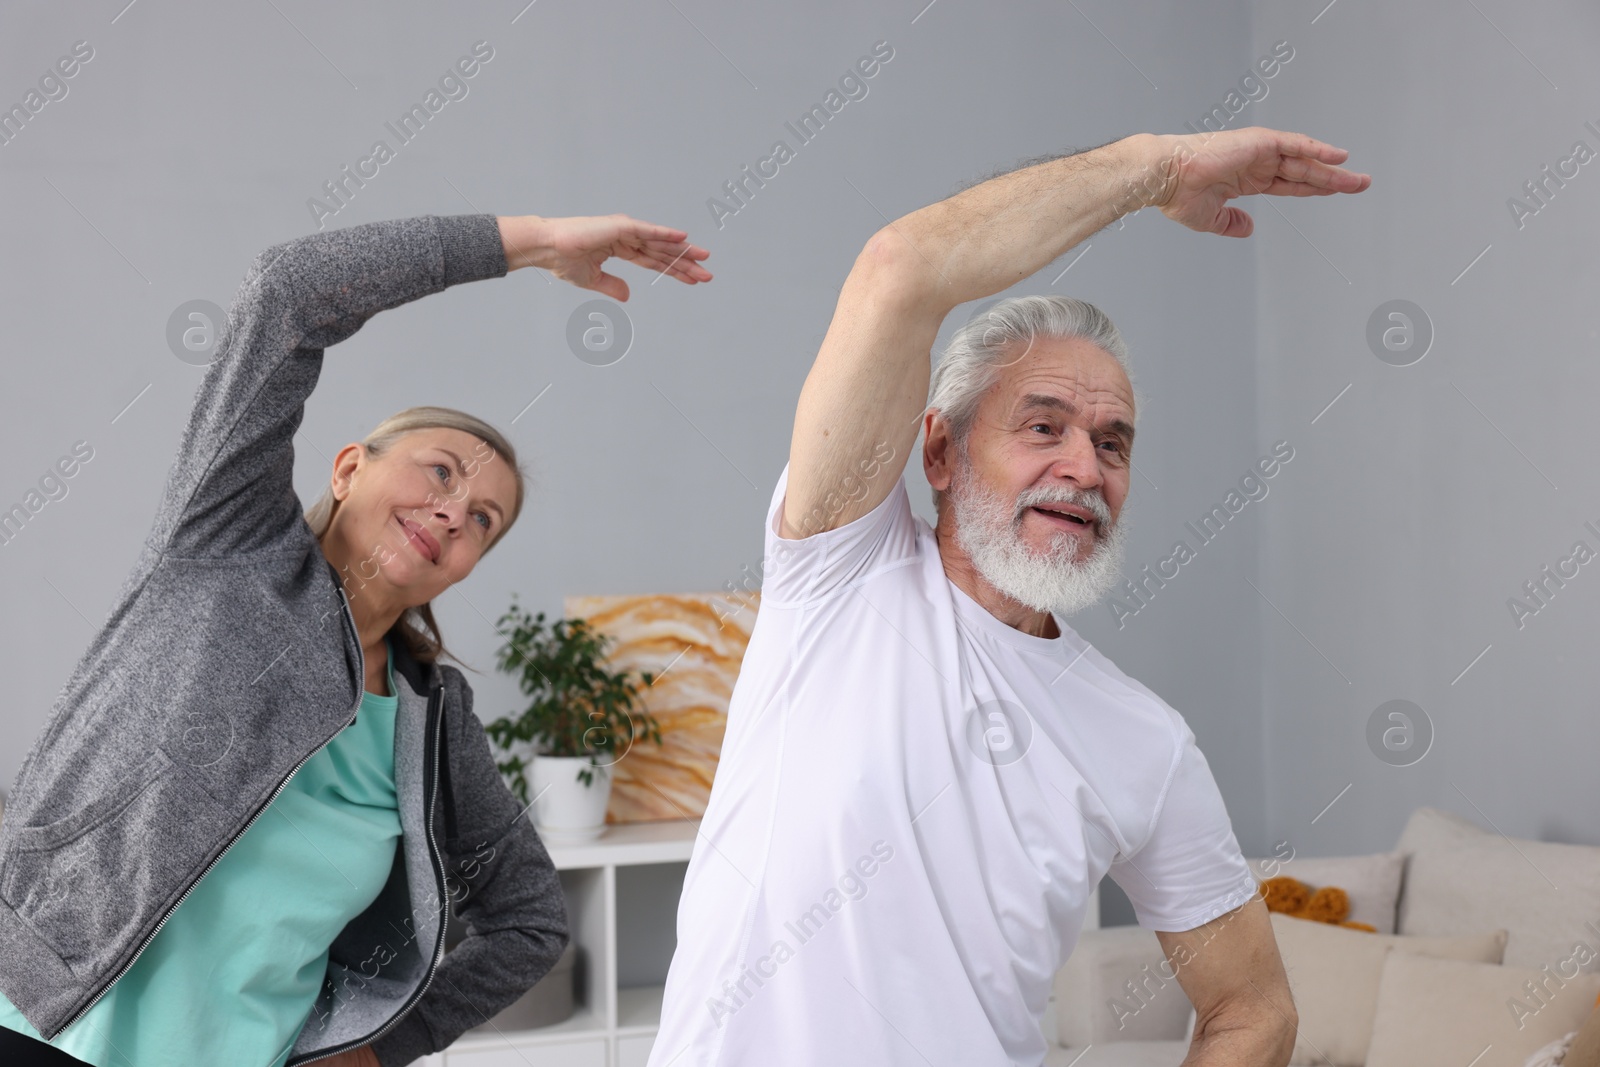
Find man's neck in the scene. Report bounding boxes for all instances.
[934,521,1061,639]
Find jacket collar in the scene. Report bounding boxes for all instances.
[387,633,437,698]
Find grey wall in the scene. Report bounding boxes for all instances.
[1247,0,1600,866]
[12,1,1576,929]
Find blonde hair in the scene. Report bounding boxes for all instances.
[304,405,529,668]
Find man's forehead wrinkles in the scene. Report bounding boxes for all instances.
[1008,386,1133,423]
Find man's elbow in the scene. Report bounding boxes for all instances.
[1197,997,1298,1065]
[1267,1007,1298,1063]
[852,227,947,319]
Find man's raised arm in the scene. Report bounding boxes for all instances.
[781,128,1369,540]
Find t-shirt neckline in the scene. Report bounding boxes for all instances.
[363,638,399,705]
[935,535,1080,657]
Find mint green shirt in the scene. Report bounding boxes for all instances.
[0,640,403,1067]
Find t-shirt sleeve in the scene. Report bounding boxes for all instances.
[1106,728,1260,932]
[759,460,920,606]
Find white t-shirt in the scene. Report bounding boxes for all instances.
[649,463,1258,1067]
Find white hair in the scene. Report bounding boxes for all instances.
[927,294,1135,513]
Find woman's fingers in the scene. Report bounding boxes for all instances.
[614,216,690,243]
[641,240,712,271]
[559,216,713,286]
[615,218,715,271]
[619,247,706,285]
[633,243,714,282]
[590,269,629,301]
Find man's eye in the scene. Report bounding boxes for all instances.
[1029,423,1055,435]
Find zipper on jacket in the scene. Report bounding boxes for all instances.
[47,697,363,1039]
[285,672,450,1067]
[46,594,371,1041]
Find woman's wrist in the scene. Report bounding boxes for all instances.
[495,215,556,272]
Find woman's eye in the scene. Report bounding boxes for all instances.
[474,512,491,531]
[433,463,451,482]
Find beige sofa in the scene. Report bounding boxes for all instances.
[1044,807,1600,1066]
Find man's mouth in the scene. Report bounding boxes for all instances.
[1029,504,1096,531]
[398,517,439,563]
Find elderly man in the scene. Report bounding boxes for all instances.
[650,126,1369,1066]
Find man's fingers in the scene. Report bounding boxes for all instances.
[1258,176,1341,197]
[1279,155,1371,192]
[1273,130,1351,165]
[1216,205,1254,238]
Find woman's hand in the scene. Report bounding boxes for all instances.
[316,1045,381,1067]
[496,214,712,300]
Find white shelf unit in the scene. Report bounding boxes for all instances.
[419,819,699,1067]
[418,818,1103,1066]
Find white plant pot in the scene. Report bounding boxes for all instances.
[530,755,612,844]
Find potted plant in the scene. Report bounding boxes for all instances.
[484,596,662,843]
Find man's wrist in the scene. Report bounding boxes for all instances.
[1105,133,1176,216]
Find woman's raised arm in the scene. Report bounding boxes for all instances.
[145,213,707,564]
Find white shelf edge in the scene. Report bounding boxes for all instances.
[616,983,665,1030]
[544,817,700,869]
[456,1005,607,1046]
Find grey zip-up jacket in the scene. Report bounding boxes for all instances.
[0,213,569,1066]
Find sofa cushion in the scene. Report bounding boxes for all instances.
[1396,814,1600,970]
[1565,999,1600,1067]
[1044,1040,1190,1066]
[1395,805,1492,854]
[1246,850,1405,933]
[1054,925,1192,1046]
[1266,912,1506,1066]
[1524,1031,1581,1067]
[1365,953,1600,1067]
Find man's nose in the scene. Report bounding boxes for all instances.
[1048,428,1104,489]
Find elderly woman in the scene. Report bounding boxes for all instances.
[0,211,711,1067]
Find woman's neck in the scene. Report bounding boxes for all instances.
[320,533,405,680]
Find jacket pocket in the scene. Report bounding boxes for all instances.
[0,747,180,975]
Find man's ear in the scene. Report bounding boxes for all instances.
[924,411,955,494]
[330,442,367,502]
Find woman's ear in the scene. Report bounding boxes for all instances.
[330,442,367,502]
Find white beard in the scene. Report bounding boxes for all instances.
[947,450,1127,618]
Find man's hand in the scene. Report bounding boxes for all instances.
[495,213,713,300]
[316,1044,381,1067]
[780,125,1367,541]
[1144,127,1371,238]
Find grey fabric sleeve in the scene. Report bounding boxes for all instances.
[149,213,508,560]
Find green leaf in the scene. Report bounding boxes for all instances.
[482,594,666,790]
